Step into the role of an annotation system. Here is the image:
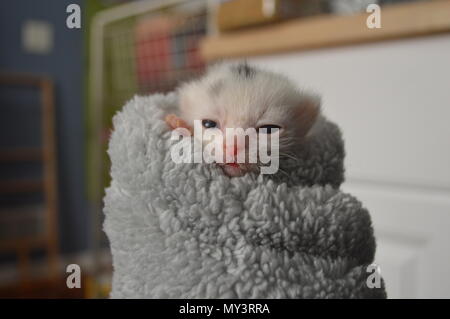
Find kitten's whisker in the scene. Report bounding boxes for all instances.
[279,152,298,162]
[277,167,289,177]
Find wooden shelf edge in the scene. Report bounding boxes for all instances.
[0,73,51,87]
[0,148,43,162]
[0,180,44,194]
[200,0,450,61]
[0,236,48,251]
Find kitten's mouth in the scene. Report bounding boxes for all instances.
[219,162,246,177]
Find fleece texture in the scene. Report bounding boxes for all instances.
[103,93,386,299]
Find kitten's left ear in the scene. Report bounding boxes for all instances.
[295,94,321,138]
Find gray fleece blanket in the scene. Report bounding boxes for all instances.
[103,93,386,298]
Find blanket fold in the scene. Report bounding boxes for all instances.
[104,93,386,298]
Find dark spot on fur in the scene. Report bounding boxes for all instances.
[210,80,223,96]
[232,63,255,78]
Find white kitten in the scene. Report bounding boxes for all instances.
[166,62,321,177]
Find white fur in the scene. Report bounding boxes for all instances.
[178,63,321,151]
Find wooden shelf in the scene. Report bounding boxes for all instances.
[0,73,59,285]
[0,236,47,251]
[201,0,450,61]
[0,73,50,87]
[0,148,42,162]
[0,180,43,194]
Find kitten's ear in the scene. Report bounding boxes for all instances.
[294,94,321,138]
[165,114,192,132]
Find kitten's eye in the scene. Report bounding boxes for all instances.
[258,124,281,134]
[202,119,217,128]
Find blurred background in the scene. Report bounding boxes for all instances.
[0,0,449,298]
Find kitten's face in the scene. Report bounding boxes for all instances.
[178,64,320,177]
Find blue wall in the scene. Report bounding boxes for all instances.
[0,0,89,253]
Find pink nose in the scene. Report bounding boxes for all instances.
[224,143,238,161]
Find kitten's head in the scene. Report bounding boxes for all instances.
[178,63,321,177]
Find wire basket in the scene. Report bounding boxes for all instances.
[87,0,208,278]
[104,6,207,112]
[88,0,207,199]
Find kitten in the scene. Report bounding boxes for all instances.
[166,63,321,177]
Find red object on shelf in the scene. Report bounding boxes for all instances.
[135,17,177,92]
[134,13,206,93]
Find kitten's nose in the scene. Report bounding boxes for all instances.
[224,143,238,162]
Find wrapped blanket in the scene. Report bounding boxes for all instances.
[103,93,386,298]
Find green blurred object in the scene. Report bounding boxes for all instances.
[84,0,115,202]
[85,0,139,202]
